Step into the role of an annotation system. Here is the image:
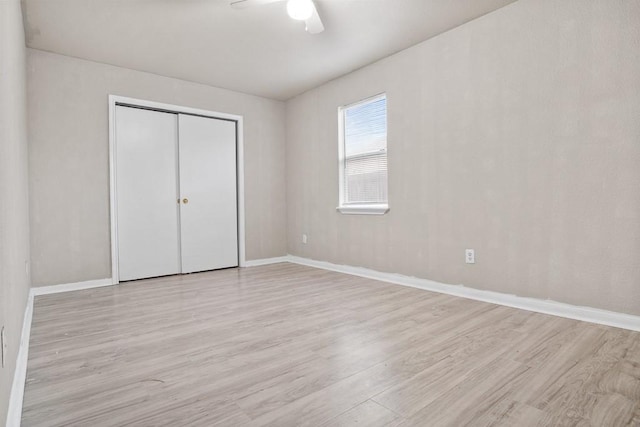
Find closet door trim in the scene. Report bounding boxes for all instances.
[108,95,245,284]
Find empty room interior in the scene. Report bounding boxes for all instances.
[1,0,639,425]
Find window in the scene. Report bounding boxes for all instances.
[338,94,389,215]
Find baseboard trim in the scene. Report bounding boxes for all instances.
[31,278,114,296]
[5,292,34,427]
[243,256,290,267]
[286,255,640,332]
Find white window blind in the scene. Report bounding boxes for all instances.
[340,94,387,208]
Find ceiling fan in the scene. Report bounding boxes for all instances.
[230,0,325,34]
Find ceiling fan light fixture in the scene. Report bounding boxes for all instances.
[286,0,314,21]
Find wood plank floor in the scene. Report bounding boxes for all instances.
[22,263,640,426]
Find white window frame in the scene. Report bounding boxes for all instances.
[337,93,389,215]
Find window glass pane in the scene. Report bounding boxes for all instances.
[345,152,387,203]
[344,97,387,157]
[342,95,387,205]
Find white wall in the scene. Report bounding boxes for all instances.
[286,0,640,316]
[0,0,31,421]
[27,49,287,286]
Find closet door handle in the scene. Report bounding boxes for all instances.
[182,198,189,204]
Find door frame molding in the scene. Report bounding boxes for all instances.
[108,95,246,284]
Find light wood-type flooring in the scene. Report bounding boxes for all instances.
[22,263,640,426]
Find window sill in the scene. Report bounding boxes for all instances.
[336,205,389,215]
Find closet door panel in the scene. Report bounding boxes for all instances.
[115,106,181,281]
[178,114,238,273]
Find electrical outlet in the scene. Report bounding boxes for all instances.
[465,249,475,264]
[302,234,308,244]
[1,327,6,368]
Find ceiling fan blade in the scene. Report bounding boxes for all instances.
[230,0,282,9]
[304,4,324,34]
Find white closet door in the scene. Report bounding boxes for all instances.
[178,114,238,273]
[116,106,181,281]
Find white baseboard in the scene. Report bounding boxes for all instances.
[286,255,640,332]
[31,278,114,296]
[243,256,290,267]
[6,292,34,427]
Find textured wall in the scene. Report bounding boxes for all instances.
[286,0,640,315]
[0,0,31,422]
[28,49,287,286]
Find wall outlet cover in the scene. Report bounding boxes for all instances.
[465,249,475,264]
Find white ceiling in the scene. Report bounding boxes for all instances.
[22,0,517,100]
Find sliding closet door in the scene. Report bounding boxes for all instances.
[115,106,181,281]
[178,114,238,273]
